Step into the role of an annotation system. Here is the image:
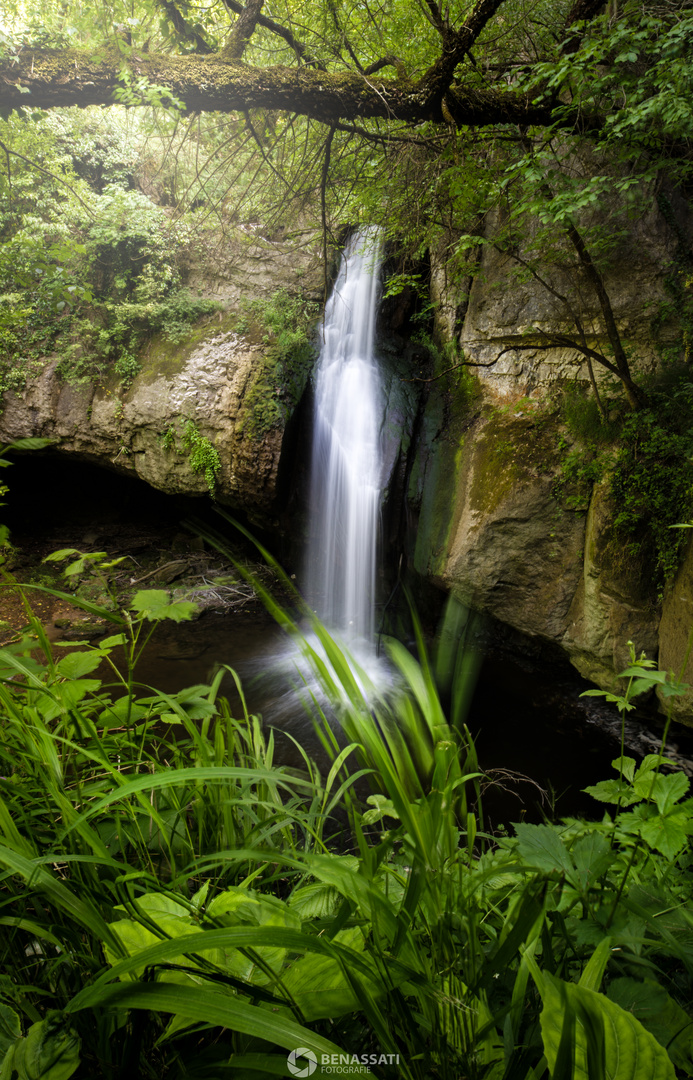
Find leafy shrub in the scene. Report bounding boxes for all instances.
[611,379,693,586]
[0,112,220,392]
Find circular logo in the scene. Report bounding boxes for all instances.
[287,1048,318,1077]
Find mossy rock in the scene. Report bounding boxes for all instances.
[139,310,239,385]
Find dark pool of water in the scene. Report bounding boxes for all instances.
[108,610,693,827]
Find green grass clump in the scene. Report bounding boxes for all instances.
[0,556,692,1079]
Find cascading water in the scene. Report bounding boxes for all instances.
[306,227,383,643]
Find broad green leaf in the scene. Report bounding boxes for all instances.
[635,808,690,859]
[130,590,197,622]
[514,823,574,876]
[99,634,127,649]
[43,549,81,563]
[649,772,689,815]
[612,757,637,783]
[584,779,641,806]
[55,651,104,680]
[206,887,300,981]
[572,834,614,892]
[0,1044,16,1080]
[540,974,676,1080]
[289,882,341,920]
[12,1014,80,1080]
[281,928,369,1020]
[607,978,693,1074]
[36,680,102,720]
[191,881,210,911]
[0,1004,20,1061]
[97,696,148,727]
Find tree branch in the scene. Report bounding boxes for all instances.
[417,0,508,115]
[0,46,597,131]
[155,0,215,54]
[495,333,621,376]
[563,0,607,53]
[222,0,265,60]
[220,0,322,66]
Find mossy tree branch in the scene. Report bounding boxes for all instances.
[0,46,598,130]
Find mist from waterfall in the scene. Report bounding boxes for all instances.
[305,227,383,643]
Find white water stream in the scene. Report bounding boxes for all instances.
[305,227,384,643]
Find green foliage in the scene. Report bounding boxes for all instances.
[238,289,319,436]
[181,420,221,493]
[552,377,693,581]
[160,424,176,451]
[1,555,693,1077]
[159,418,221,493]
[555,388,617,509]
[113,348,140,385]
[0,109,220,392]
[610,380,693,586]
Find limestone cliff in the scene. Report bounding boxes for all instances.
[411,201,693,722]
[0,230,324,524]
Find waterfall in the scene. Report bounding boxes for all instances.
[306,228,383,643]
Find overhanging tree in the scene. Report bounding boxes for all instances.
[1,0,692,406]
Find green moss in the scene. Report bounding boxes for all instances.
[468,424,521,516]
[469,407,560,516]
[239,338,315,438]
[235,290,319,439]
[139,311,238,385]
[412,397,468,579]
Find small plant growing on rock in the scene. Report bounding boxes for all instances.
[159,420,220,493]
[182,420,221,494]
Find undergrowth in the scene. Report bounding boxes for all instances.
[1,458,693,1079]
[0,557,691,1079]
[555,375,693,590]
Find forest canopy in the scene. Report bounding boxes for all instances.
[0,1,692,408]
[1,1,691,250]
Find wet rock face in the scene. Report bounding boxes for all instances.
[658,541,693,722]
[0,331,289,522]
[408,404,670,713]
[562,480,659,691]
[410,198,693,722]
[0,231,324,524]
[431,201,684,400]
[411,406,584,644]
